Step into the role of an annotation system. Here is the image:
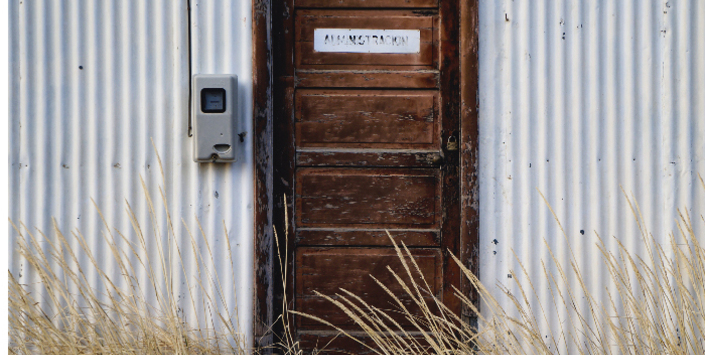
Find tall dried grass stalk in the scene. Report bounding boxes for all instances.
[8,146,249,354]
[295,176,705,354]
[8,140,704,355]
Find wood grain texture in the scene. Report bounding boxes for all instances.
[252,0,273,348]
[295,248,442,329]
[438,0,463,319]
[270,0,296,348]
[296,149,443,167]
[298,333,381,355]
[295,228,440,246]
[296,0,438,8]
[295,10,438,68]
[298,332,430,355]
[296,168,440,228]
[261,0,479,351]
[460,0,481,316]
[296,90,439,149]
[296,70,439,88]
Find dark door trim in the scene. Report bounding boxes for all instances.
[252,0,275,349]
[252,0,298,349]
[252,0,479,350]
[459,0,480,321]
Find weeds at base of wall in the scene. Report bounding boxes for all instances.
[8,144,705,354]
[293,176,705,354]
[8,148,252,354]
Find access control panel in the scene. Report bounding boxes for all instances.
[192,74,238,163]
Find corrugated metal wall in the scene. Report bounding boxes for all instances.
[479,0,705,351]
[9,0,253,348]
[10,0,705,351]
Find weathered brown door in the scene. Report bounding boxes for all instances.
[269,0,471,352]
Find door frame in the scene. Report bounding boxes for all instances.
[252,0,479,350]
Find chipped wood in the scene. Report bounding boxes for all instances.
[295,248,443,329]
[296,89,439,149]
[295,228,440,246]
[295,167,441,228]
[252,0,273,350]
[296,0,438,8]
[460,0,481,317]
[296,149,443,167]
[296,70,439,88]
[257,1,479,353]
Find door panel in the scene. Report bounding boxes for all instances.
[295,71,439,89]
[296,0,439,8]
[296,248,442,329]
[272,0,462,352]
[295,229,440,247]
[296,168,441,228]
[296,150,444,168]
[296,90,439,149]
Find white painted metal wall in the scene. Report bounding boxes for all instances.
[479,0,704,351]
[10,0,705,352]
[9,0,253,348]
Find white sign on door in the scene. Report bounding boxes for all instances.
[313,29,421,54]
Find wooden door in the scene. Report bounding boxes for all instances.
[266,0,475,353]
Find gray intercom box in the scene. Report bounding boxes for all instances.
[192,74,238,162]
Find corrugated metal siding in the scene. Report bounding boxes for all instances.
[479,0,705,351]
[9,0,21,263]
[9,0,253,348]
[184,0,254,345]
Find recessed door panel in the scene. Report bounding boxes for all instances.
[296,248,442,329]
[296,168,441,228]
[295,229,440,247]
[296,90,439,149]
[296,0,439,8]
[295,71,439,89]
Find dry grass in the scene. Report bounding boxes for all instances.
[294,176,705,354]
[9,145,705,355]
[8,149,250,354]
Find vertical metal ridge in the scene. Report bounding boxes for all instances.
[480,0,705,351]
[10,0,253,347]
[21,0,38,294]
[9,0,21,273]
[691,0,704,241]
[189,0,254,345]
